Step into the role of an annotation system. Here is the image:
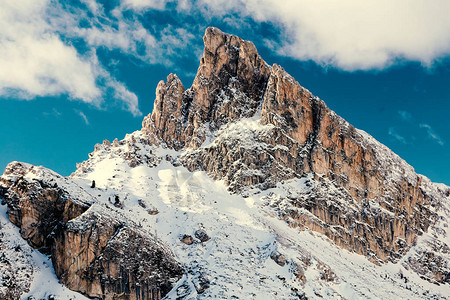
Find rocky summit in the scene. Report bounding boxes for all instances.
[1,27,449,299]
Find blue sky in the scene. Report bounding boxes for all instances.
[1,0,449,185]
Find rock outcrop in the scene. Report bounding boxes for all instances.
[0,162,184,299]
[0,162,92,251]
[142,27,271,149]
[52,206,183,300]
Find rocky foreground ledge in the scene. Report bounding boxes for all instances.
[0,162,183,299]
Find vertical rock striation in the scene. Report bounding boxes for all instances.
[52,206,183,300]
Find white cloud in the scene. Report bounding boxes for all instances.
[49,1,196,66]
[0,0,100,102]
[177,0,450,70]
[100,70,141,116]
[398,110,412,121]
[420,124,445,146]
[77,110,90,125]
[254,0,450,70]
[76,20,193,66]
[42,108,62,118]
[0,0,141,115]
[121,0,169,10]
[388,127,407,144]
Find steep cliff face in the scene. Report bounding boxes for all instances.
[0,161,183,300]
[52,206,183,300]
[143,27,448,277]
[0,162,92,251]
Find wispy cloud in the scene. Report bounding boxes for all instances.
[43,108,62,118]
[77,110,90,125]
[420,123,445,146]
[121,0,169,11]
[398,110,412,121]
[388,127,407,144]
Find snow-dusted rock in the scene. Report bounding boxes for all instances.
[0,162,183,300]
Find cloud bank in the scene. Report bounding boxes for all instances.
[160,0,450,70]
[0,1,100,102]
[2,0,450,115]
[248,0,450,70]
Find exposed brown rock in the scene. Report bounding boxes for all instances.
[142,27,271,149]
[52,206,184,300]
[0,162,91,251]
[0,162,184,299]
[318,262,337,282]
[261,64,315,146]
[180,235,194,245]
[142,73,186,149]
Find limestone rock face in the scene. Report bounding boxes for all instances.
[142,73,186,149]
[0,162,92,251]
[142,27,450,282]
[261,64,316,146]
[0,162,184,299]
[52,206,183,300]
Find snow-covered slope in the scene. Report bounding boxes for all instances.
[69,131,449,299]
[1,117,449,299]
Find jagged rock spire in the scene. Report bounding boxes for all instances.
[142,73,186,149]
[142,27,272,149]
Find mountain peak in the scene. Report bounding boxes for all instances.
[142,27,272,149]
[140,28,449,270]
[201,26,258,62]
[202,26,228,53]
